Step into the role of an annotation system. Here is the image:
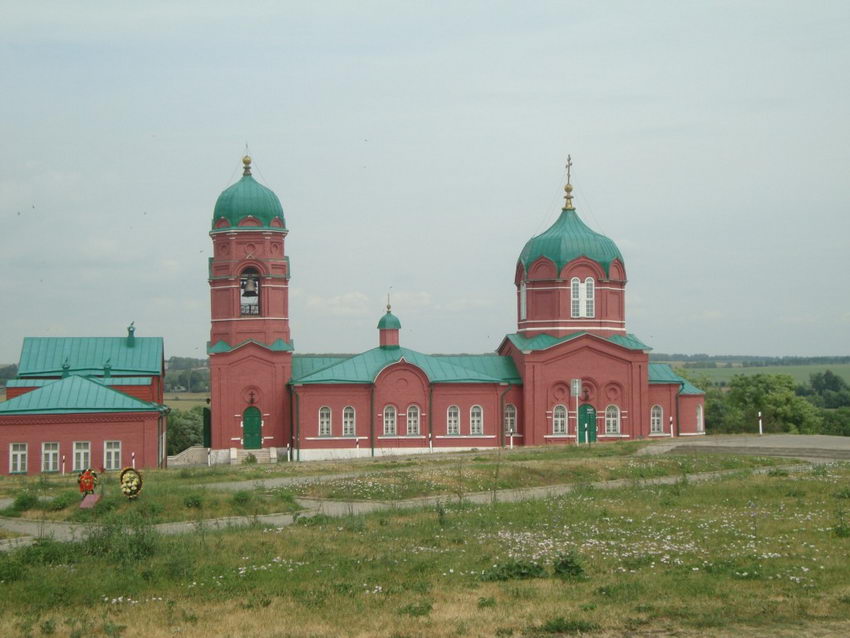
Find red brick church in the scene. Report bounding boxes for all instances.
[207,156,704,461]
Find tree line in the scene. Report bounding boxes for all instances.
[681,369,850,437]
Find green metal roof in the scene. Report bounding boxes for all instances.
[292,355,354,379]
[431,354,522,384]
[292,347,520,385]
[503,332,650,353]
[377,310,401,330]
[518,208,623,277]
[0,376,164,415]
[17,337,163,377]
[6,376,153,388]
[212,174,286,231]
[207,338,294,355]
[648,363,705,395]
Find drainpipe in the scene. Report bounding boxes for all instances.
[292,385,301,461]
[498,384,511,448]
[428,384,434,452]
[675,384,682,437]
[369,384,375,457]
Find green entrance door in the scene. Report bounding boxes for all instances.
[578,404,597,444]
[243,406,262,449]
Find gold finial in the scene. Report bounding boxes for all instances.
[563,155,574,209]
[242,155,252,176]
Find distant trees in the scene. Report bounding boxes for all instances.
[679,368,850,436]
[0,364,18,387]
[164,356,209,392]
[167,406,204,456]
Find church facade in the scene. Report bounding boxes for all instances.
[208,157,704,461]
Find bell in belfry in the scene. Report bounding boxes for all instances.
[243,277,258,297]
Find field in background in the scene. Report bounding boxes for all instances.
[164,392,208,411]
[657,362,850,385]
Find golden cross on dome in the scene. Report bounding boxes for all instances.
[564,155,574,209]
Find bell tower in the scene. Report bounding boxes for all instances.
[207,156,293,453]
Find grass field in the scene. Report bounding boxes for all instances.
[163,392,209,411]
[1,461,850,637]
[660,362,850,385]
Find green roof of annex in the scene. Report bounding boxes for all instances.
[212,156,286,231]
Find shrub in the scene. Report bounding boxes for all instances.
[243,453,258,465]
[480,559,545,582]
[183,494,204,509]
[552,551,585,579]
[0,554,25,583]
[477,596,496,608]
[231,491,254,507]
[528,617,599,634]
[12,491,39,512]
[47,490,80,512]
[397,601,432,617]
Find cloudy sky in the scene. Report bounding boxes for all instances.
[1,1,848,363]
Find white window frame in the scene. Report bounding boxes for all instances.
[73,441,91,471]
[383,405,397,436]
[41,442,59,473]
[570,276,595,318]
[343,406,356,437]
[605,405,620,434]
[104,440,122,471]
[585,277,595,317]
[447,405,460,435]
[553,404,567,434]
[697,404,704,432]
[504,404,517,435]
[318,406,332,437]
[650,405,663,434]
[407,405,420,436]
[10,443,27,474]
[470,405,483,435]
[519,281,527,321]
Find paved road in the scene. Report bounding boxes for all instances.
[637,434,850,460]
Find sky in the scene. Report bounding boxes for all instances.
[1,1,849,363]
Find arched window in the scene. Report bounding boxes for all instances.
[318,407,331,437]
[553,405,567,434]
[571,278,581,317]
[383,405,397,436]
[519,282,527,321]
[650,405,663,434]
[407,405,420,436]
[240,268,261,316]
[470,405,483,435]
[697,404,704,432]
[570,276,595,318]
[343,406,356,437]
[504,404,517,435]
[605,405,620,434]
[447,405,460,435]
[585,278,595,317]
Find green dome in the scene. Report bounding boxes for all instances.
[518,208,623,277]
[377,310,401,330]
[212,174,286,230]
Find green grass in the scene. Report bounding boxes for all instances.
[1,462,849,637]
[163,392,209,411]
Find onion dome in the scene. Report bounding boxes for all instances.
[377,307,401,330]
[212,156,286,231]
[518,158,622,276]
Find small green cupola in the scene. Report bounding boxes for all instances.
[518,157,623,277]
[378,303,401,349]
[211,156,286,232]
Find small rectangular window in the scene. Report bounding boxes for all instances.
[104,441,122,471]
[73,441,91,471]
[42,442,59,473]
[10,443,27,474]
